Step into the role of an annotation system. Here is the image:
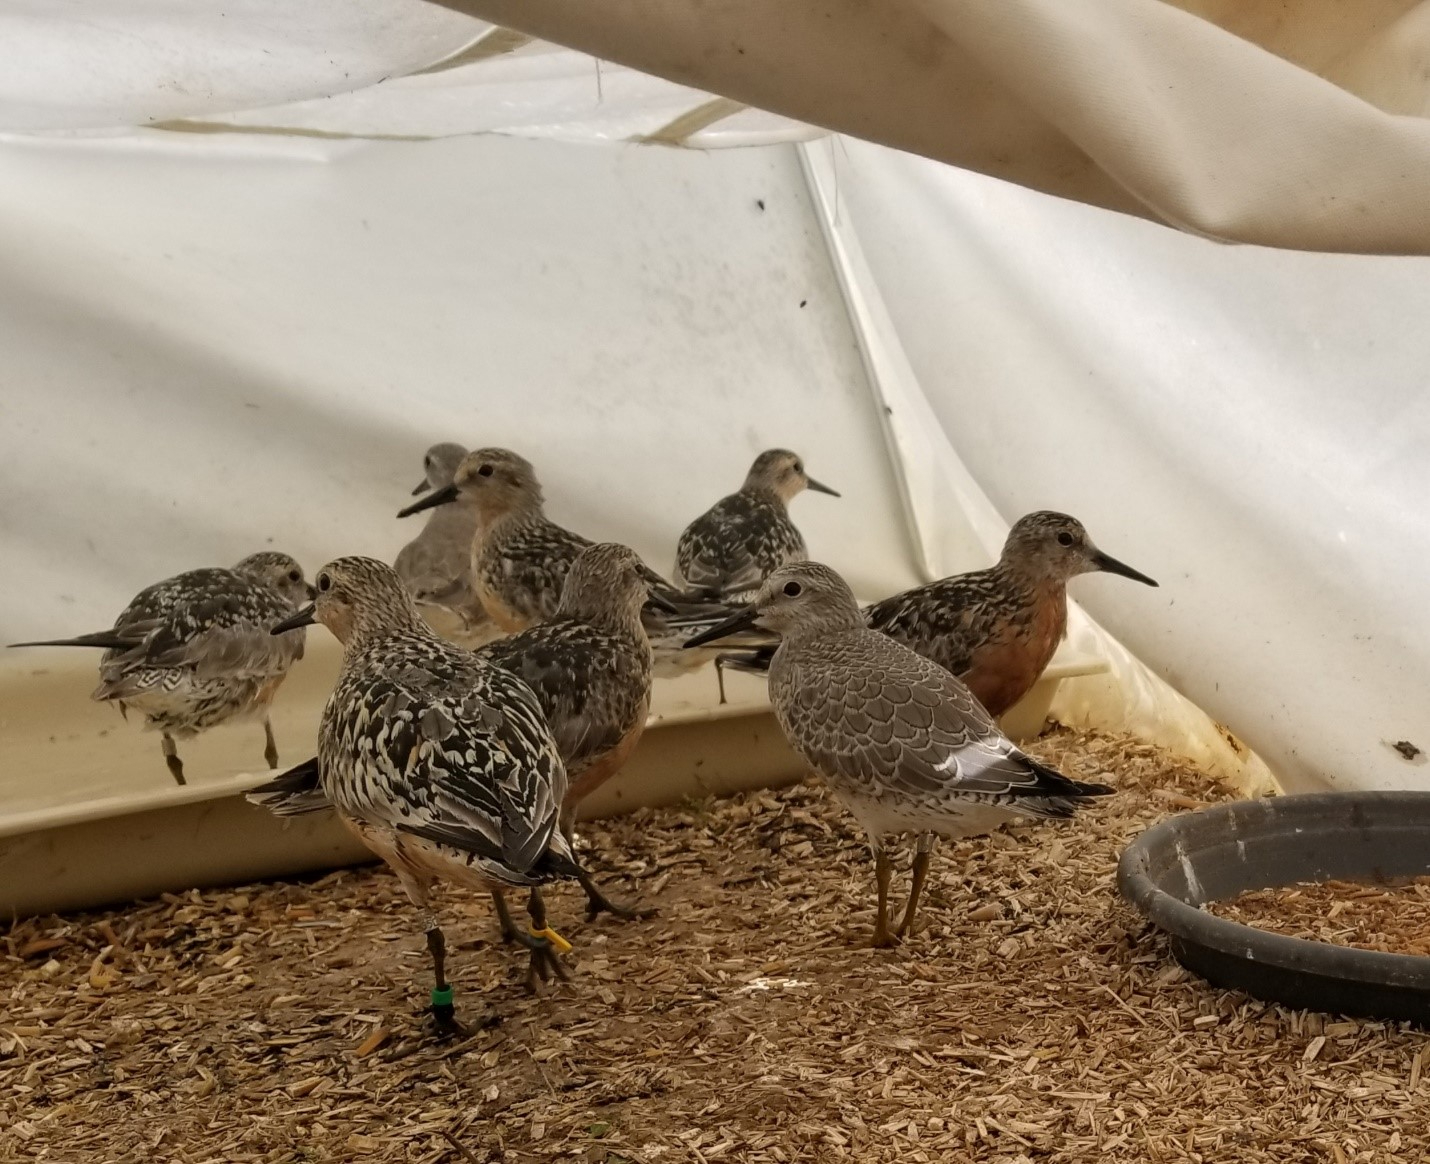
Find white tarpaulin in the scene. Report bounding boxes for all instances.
[5,2,1430,250]
[4,0,1429,823]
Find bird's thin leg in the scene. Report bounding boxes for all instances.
[161,733,186,786]
[422,911,464,1036]
[394,868,467,1036]
[897,833,937,939]
[510,887,571,993]
[872,843,898,948]
[565,813,655,923]
[262,717,279,770]
[715,656,729,706]
[490,889,517,944]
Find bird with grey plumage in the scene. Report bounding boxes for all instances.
[394,442,496,647]
[393,446,743,675]
[686,561,1113,948]
[9,552,313,785]
[717,511,1158,720]
[674,448,839,605]
[474,542,659,933]
[254,556,579,1032]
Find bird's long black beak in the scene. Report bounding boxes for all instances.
[411,478,432,497]
[397,482,459,518]
[684,606,762,648]
[1091,550,1158,587]
[646,591,682,615]
[271,605,317,635]
[806,477,840,497]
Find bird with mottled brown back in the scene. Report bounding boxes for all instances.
[396,447,683,632]
[674,448,839,605]
[9,551,313,785]
[258,555,579,1032]
[685,561,1113,947]
[475,542,659,931]
[866,512,1157,717]
[720,511,1159,717]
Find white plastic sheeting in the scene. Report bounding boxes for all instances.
[0,127,1272,817]
[0,134,916,653]
[0,1,475,131]
[0,3,815,148]
[5,2,1430,250]
[434,0,1430,252]
[823,137,1430,794]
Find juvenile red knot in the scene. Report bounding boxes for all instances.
[10,552,313,785]
[686,561,1114,948]
[256,556,579,1031]
[393,442,494,646]
[674,448,839,604]
[476,542,659,930]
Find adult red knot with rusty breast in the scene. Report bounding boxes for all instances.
[716,511,1157,719]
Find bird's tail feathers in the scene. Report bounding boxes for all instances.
[246,757,332,817]
[1022,755,1115,802]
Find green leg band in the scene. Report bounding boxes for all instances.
[431,984,455,1008]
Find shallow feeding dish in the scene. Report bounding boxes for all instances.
[1117,791,1430,1023]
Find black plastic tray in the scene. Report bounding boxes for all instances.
[1117,791,1430,1023]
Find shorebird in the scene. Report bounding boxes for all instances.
[10,552,313,785]
[393,446,741,675]
[394,442,494,646]
[258,556,579,1029]
[395,448,667,630]
[686,562,1113,947]
[475,542,658,931]
[713,511,1157,718]
[674,448,839,604]
[866,512,1157,716]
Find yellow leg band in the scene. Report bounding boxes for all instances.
[530,925,572,954]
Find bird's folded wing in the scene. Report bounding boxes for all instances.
[359,669,566,874]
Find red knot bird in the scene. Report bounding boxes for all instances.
[475,542,659,930]
[865,512,1156,717]
[258,557,579,1031]
[10,552,313,785]
[686,561,1113,948]
[716,511,1157,718]
[674,448,839,604]
[394,442,494,646]
[394,447,673,631]
[393,446,736,674]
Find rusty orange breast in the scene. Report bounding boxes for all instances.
[958,583,1067,718]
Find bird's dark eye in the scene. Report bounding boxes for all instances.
[477,464,494,478]
[287,569,301,583]
[317,574,332,593]
[783,581,802,597]
[793,462,804,474]
[1056,532,1075,547]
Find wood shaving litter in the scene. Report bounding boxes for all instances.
[3,727,1427,1163]
[1208,878,1430,956]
